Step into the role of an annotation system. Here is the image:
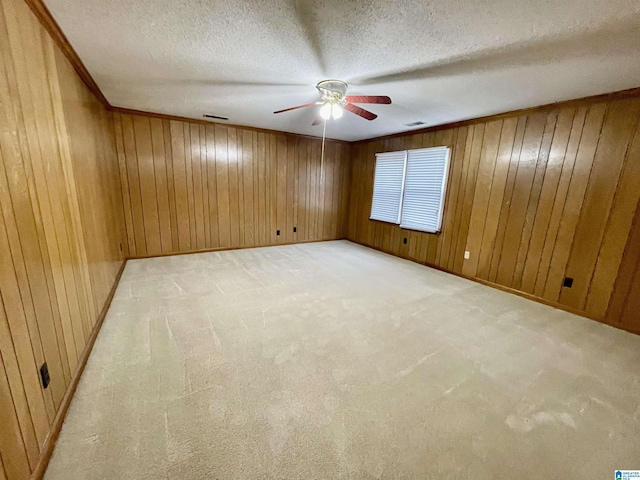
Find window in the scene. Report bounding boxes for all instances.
[370,146,450,233]
[370,151,407,224]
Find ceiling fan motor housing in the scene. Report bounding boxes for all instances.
[316,79,348,105]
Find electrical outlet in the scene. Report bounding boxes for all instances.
[563,277,574,288]
[276,230,280,236]
[293,226,297,233]
[40,362,50,389]
[464,251,470,260]
[403,238,407,244]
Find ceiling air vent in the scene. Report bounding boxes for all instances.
[203,114,229,121]
[404,121,426,127]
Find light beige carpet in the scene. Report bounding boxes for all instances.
[45,240,640,479]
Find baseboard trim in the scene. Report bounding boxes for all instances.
[126,238,346,260]
[30,259,127,480]
[346,239,639,335]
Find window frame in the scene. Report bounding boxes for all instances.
[369,146,451,234]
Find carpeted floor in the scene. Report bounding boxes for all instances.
[45,240,640,479]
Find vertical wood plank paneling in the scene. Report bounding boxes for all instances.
[268,133,278,244]
[453,125,483,273]
[285,133,295,242]
[276,135,286,244]
[182,124,196,249]
[487,116,527,282]
[169,121,190,251]
[0,342,31,479]
[347,95,640,329]
[603,156,640,331]
[520,108,575,293]
[560,99,640,310]
[117,113,350,257]
[610,199,640,333]
[163,120,179,251]
[619,264,640,332]
[121,115,147,256]
[227,128,240,247]
[113,114,136,255]
[205,125,219,248]
[188,124,203,250]
[475,118,518,280]
[297,138,308,241]
[532,107,588,297]
[256,132,267,245]
[438,127,466,270]
[292,138,301,239]
[0,456,7,480]
[199,125,210,249]
[585,116,640,314]
[511,112,558,291]
[214,125,231,248]
[462,120,502,277]
[242,130,255,246]
[150,118,172,253]
[0,290,39,470]
[132,116,161,255]
[0,1,127,478]
[495,113,547,286]
[542,104,607,302]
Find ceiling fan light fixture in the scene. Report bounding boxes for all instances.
[320,102,332,120]
[273,79,391,125]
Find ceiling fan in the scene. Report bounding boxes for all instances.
[273,80,391,125]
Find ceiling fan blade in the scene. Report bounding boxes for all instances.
[345,95,392,104]
[273,102,317,114]
[344,103,378,121]
[312,116,323,126]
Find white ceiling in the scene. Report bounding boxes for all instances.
[45,0,640,141]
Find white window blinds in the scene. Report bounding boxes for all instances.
[400,147,450,233]
[369,146,451,233]
[370,151,407,224]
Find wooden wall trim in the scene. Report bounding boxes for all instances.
[126,238,345,260]
[352,86,640,145]
[23,0,109,107]
[18,0,640,147]
[348,239,639,335]
[29,260,127,480]
[16,0,640,148]
[109,107,352,145]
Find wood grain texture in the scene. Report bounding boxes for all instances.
[29,261,126,480]
[606,187,640,333]
[23,0,108,106]
[0,0,126,478]
[114,113,352,257]
[347,96,640,330]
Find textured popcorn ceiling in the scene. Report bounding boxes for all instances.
[44,0,640,141]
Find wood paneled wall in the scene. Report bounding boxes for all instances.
[114,113,351,257]
[348,96,640,333]
[0,0,126,478]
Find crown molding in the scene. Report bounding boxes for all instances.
[109,106,352,145]
[23,1,640,147]
[25,0,110,107]
[352,86,640,144]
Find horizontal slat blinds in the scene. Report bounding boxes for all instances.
[370,151,407,223]
[400,146,450,233]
